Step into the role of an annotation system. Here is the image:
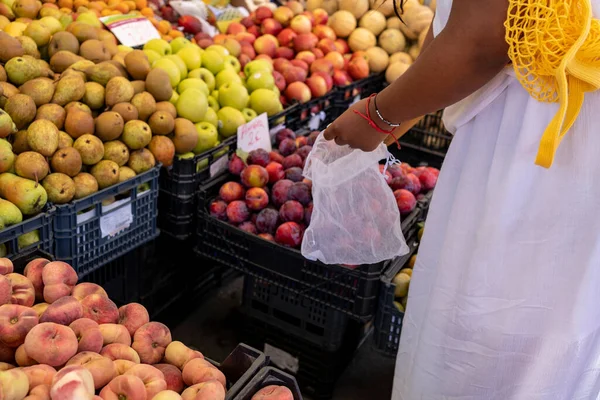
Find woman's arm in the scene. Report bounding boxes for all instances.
[324,0,510,150]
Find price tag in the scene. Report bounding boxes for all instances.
[169,0,219,37]
[264,343,299,374]
[237,112,272,153]
[308,111,326,131]
[100,14,160,48]
[210,155,228,178]
[100,204,133,238]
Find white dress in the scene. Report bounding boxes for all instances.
[392,1,600,399]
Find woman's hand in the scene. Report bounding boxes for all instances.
[323,98,389,152]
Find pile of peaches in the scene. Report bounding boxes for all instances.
[382,162,439,216]
[0,258,292,400]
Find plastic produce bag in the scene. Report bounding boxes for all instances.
[301,133,408,265]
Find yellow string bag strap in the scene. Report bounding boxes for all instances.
[505,0,600,168]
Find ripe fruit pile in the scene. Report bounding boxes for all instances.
[381,162,439,216]
[392,252,417,312]
[0,257,293,400]
[209,130,318,249]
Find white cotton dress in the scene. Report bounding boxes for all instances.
[392,1,600,399]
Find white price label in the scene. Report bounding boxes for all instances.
[237,113,272,153]
[100,14,160,47]
[100,204,133,238]
[308,111,326,131]
[264,343,299,374]
[210,155,228,178]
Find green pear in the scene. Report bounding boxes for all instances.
[0,198,22,229]
[0,173,48,215]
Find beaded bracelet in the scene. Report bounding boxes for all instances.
[373,94,401,128]
[352,94,401,149]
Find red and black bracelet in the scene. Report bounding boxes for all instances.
[352,94,401,149]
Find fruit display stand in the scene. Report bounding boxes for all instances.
[332,72,386,107]
[53,165,160,277]
[234,366,303,400]
[0,207,55,261]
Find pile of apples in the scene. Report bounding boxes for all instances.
[0,257,293,400]
[381,162,439,216]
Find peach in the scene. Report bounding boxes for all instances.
[164,341,204,370]
[25,384,51,400]
[182,358,225,387]
[50,365,95,400]
[42,262,78,304]
[100,343,141,364]
[245,188,269,211]
[180,381,225,400]
[117,303,149,337]
[6,273,35,307]
[313,25,335,41]
[274,46,294,60]
[40,296,83,325]
[282,66,307,85]
[0,304,39,348]
[0,368,29,400]
[24,323,78,367]
[394,189,416,215]
[266,162,285,184]
[152,390,182,400]
[32,303,49,318]
[0,275,11,308]
[0,258,14,275]
[131,322,172,365]
[0,362,14,371]
[125,364,167,399]
[253,34,278,58]
[69,318,104,354]
[241,165,269,188]
[99,375,146,400]
[23,258,50,302]
[218,182,245,204]
[293,33,318,53]
[67,351,116,390]
[251,385,293,400]
[0,343,15,363]
[153,364,184,393]
[261,18,283,36]
[99,324,131,346]
[276,28,296,48]
[81,294,119,324]
[114,360,136,376]
[22,364,56,388]
[16,344,38,366]
[71,283,108,301]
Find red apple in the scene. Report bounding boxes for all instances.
[240,42,256,58]
[273,6,294,26]
[261,18,283,36]
[310,58,334,75]
[293,33,318,53]
[255,6,273,23]
[248,25,260,37]
[290,14,312,34]
[240,16,255,28]
[333,69,353,86]
[273,70,286,91]
[286,0,304,15]
[254,34,279,58]
[351,51,369,61]
[283,66,307,84]
[313,8,329,25]
[301,11,315,26]
[324,51,344,70]
[227,22,246,35]
[285,82,312,103]
[313,48,324,59]
[235,32,256,45]
[273,58,291,73]
[276,28,297,48]
[178,16,202,34]
[312,71,333,91]
[255,54,273,63]
[295,51,315,65]
[348,57,369,80]
[275,46,294,60]
[290,59,309,72]
[306,75,328,97]
[313,25,336,41]
[317,38,336,55]
[239,54,252,68]
[334,39,350,54]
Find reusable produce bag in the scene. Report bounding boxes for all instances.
[301,133,408,265]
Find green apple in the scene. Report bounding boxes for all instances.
[206,45,229,57]
[152,58,181,87]
[77,12,102,28]
[170,91,179,105]
[242,108,258,122]
[165,54,188,80]
[202,107,219,126]
[188,68,216,92]
[246,70,275,92]
[211,90,219,102]
[224,55,241,73]
[193,122,219,154]
[215,68,242,89]
[144,38,172,57]
[249,89,283,117]
[217,107,246,137]
[178,78,209,96]
[59,14,72,29]
[143,49,161,65]
[177,152,195,159]
[176,88,208,123]
[177,47,202,71]
[170,37,191,54]
[272,86,280,97]
[218,82,249,111]
[118,45,134,53]
[244,60,273,77]
[207,96,220,112]
[202,50,225,75]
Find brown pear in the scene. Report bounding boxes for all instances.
[0,3,15,20]
[148,136,175,167]
[171,118,199,154]
[85,61,123,86]
[103,40,118,58]
[0,65,6,82]
[73,172,98,199]
[128,148,155,174]
[148,111,174,135]
[90,159,119,189]
[83,82,104,110]
[64,102,91,115]
[23,20,50,47]
[36,104,66,129]
[98,30,116,45]
[12,130,30,154]
[52,74,85,106]
[145,68,173,102]
[103,140,129,166]
[0,82,18,109]
[12,0,41,18]
[50,146,82,177]
[27,119,58,157]
[14,151,49,181]
[65,109,94,139]
[66,60,94,81]
[121,120,151,150]
[131,80,145,94]
[73,133,103,165]
[124,50,150,80]
[156,101,177,118]
[48,31,79,58]
[67,22,99,43]
[118,166,136,182]
[79,39,110,63]
[111,102,138,122]
[0,31,24,63]
[105,77,134,107]
[131,91,156,121]
[19,77,54,107]
[16,36,40,58]
[95,111,124,142]
[42,172,75,204]
[49,50,83,73]
[5,94,36,129]
[58,131,73,149]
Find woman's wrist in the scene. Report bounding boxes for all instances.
[369,92,401,130]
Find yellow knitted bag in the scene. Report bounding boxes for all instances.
[505,0,600,168]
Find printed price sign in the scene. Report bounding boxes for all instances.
[100,14,160,47]
[100,204,133,238]
[237,112,272,153]
[210,155,229,178]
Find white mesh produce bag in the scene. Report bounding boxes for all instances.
[301,133,408,265]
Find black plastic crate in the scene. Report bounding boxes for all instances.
[234,367,303,400]
[157,190,195,241]
[195,173,393,321]
[331,73,386,106]
[373,236,420,357]
[397,111,452,166]
[0,207,54,260]
[269,92,338,133]
[243,315,369,400]
[53,166,160,276]
[10,248,54,274]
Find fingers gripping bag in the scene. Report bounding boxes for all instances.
[301,133,408,265]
